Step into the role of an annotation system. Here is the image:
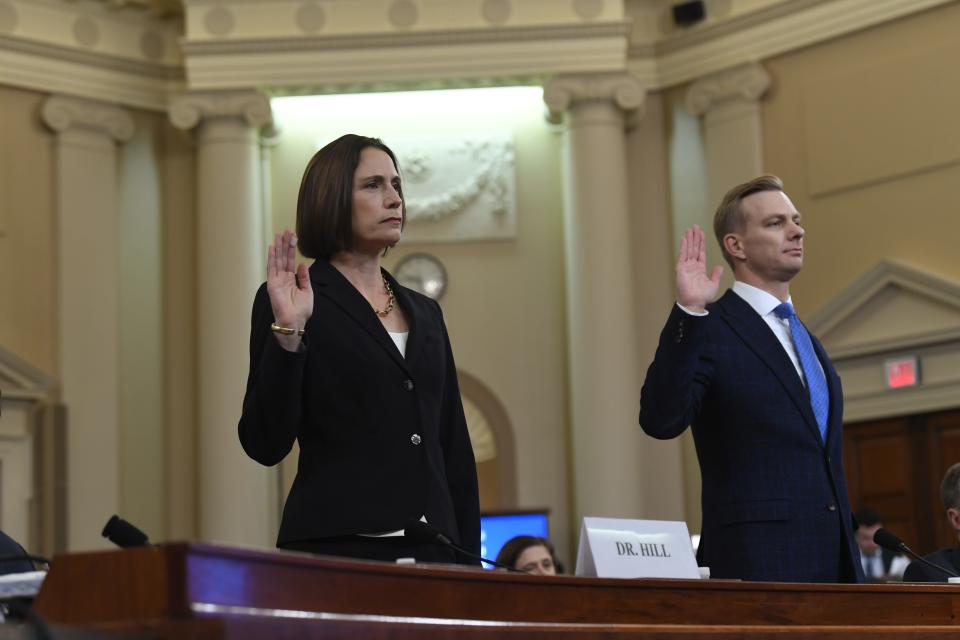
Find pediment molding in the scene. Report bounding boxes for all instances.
[0,346,56,402]
[808,261,960,360]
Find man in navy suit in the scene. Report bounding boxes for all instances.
[640,175,863,583]
[903,463,960,582]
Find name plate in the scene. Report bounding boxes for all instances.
[575,517,700,579]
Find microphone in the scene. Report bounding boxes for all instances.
[873,527,959,579]
[403,521,520,572]
[102,515,150,548]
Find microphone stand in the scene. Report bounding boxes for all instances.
[874,528,958,580]
[403,522,522,572]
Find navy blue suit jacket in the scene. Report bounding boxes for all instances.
[239,260,480,559]
[640,290,863,583]
[902,547,960,582]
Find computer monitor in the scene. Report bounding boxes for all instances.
[479,509,549,570]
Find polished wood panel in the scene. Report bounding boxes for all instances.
[92,618,960,640]
[928,411,960,550]
[844,409,960,555]
[32,542,960,636]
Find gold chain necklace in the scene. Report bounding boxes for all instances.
[373,275,395,317]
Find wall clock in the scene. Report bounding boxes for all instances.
[394,252,448,300]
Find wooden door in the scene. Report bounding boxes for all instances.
[844,409,960,554]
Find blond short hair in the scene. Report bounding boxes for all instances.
[941,462,960,510]
[713,175,785,268]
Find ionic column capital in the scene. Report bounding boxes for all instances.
[168,90,274,132]
[41,95,134,142]
[543,72,646,123]
[686,62,771,116]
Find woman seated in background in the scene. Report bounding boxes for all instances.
[496,535,561,575]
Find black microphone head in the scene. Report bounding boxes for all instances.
[102,515,149,548]
[403,520,453,546]
[873,527,905,552]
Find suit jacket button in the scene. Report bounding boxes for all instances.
[403,379,415,391]
[826,503,837,512]
[410,434,422,445]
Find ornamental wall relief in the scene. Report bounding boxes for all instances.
[388,134,517,243]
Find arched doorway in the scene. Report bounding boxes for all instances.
[458,371,516,511]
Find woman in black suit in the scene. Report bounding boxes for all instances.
[238,134,480,564]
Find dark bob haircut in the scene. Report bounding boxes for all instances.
[495,535,561,573]
[296,134,404,260]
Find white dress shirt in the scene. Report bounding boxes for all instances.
[388,330,409,357]
[677,281,823,386]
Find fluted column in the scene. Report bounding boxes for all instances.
[687,62,772,205]
[41,95,134,550]
[169,91,276,546]
[543,73,648,525]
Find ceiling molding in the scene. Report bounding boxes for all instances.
[0,34,181,80]
[266,75,547,98]
[181,22,631,55]
[844,376,960,424]
[633,0,954,89]
[0,41,184,111]
[643,0,828,57]
[0,0,952,108]
[183,34,628,91]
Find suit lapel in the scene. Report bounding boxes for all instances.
[309,260,410,375]
[715,290,824,446]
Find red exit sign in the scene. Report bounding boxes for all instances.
[885,357,919,389]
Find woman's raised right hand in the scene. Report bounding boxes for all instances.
[266,229,313,342]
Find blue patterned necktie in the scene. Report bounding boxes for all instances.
[773,302,829,443]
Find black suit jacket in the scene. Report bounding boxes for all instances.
[238,260,480,557]
[0,530,33,574]
[902,548,960,582]
[640,290,863,583]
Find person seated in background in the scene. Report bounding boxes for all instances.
[904,463,960,582]
[854,507,909,581]
[0,530,35,575]
[495,535,562,575]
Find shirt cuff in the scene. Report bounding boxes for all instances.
[676,302,709,317]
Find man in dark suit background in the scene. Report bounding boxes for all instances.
[0,530,34,575]
[854,507,908,581]
[903,463,960,582]
[639,175,863,583]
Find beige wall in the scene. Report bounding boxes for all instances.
[3,0,959,560]
[664,2,960,533]
[267,91,574,559]
[626,91,689,524]
[0,88,196,547]
[160,117,198,542]
[763,2,960,315]
[117,108,198,543]
[0,87,57,376]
